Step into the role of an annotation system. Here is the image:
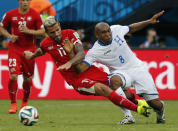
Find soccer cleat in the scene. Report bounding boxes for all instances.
[20,101,28,109]
[155,101,165,124]
[9,103,18,114]
[137,99,149,107]
[117,116,135,125]
[137,105,151,117]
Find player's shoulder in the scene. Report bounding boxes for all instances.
[40,37,54,47]
[5,8,18,15]
[87,42,99,54]
[61,29,78,39]
[110,24,123,31]
[62,29,76,35]
[110,24,129,31]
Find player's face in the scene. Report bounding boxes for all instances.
[47,23,62,42]
[96,26,112,44]
[18,0,31,11]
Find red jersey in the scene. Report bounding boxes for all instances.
[40,29,108,86]
[1,8,43,51]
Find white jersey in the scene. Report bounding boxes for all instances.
[84,25,144,73]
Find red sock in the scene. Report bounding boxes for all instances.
[108,91,137,112]
[23,81,32,102]
[128,89,138,105]
[8,79,18,103]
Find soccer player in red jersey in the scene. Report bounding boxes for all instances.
[0,0,45,113]
[24,16,150,118]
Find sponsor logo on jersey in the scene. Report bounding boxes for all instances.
[20,17,25,20]
[104,50,111,55]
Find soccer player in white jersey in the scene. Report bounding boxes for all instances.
[59,11,165,124]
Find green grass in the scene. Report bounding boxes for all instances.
[0,100,178,131]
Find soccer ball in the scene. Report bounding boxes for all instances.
[19,106,39,126]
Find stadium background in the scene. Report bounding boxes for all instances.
[0,0,178,100]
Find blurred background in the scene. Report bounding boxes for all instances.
[0,0,178,49]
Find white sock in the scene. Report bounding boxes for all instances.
[115,87,133,117]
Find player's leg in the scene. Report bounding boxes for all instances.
[143,95,165,124]
[8,74,18,113]
[109,75,135,124]
[21,75,33,109]
[76,79,150,117]
[20,56,35,109]
[8,50,21,113]
[109,73,138,105]
[133,68,165,123]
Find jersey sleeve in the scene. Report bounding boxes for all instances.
[111,25,129,36]
[68,30,82,46]
[0,12,11,28]
[83,50,96,67]
[35,12,43,29]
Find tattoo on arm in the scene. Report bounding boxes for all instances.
[69,43,85,65]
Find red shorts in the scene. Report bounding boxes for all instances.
[8,47,35,77]
[72,66,109,95]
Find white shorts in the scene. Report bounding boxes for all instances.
[108,66,159,101]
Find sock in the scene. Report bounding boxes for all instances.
[23,80,32,102]
[8,79,18,103]
[108,91,137,112]
[115,87,133,117]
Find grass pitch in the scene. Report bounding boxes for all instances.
[0,100,177,131]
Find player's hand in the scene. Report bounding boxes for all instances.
[149,10,165,24]
[24,51,34,60]
[19,25,30,34]
[9,35,18,43]
[57,61,72,70]
[62,38,74,54]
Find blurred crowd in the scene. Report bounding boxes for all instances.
[0,27,169,50]
[0,0,174,50]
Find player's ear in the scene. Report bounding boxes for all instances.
[95,31,99,39]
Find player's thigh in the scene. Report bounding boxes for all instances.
[108,71,132,90]
[74,78,97,95]
[21,56,35,78]
[133,69,159,101]
[75,77,110,95]
[8,50,22,75]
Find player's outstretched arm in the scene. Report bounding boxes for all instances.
[128,10,165,33]
[24,48,44,60]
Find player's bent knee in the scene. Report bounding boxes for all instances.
[10,74,18,80]
[94,83,112,97]
[110,75,123,90]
